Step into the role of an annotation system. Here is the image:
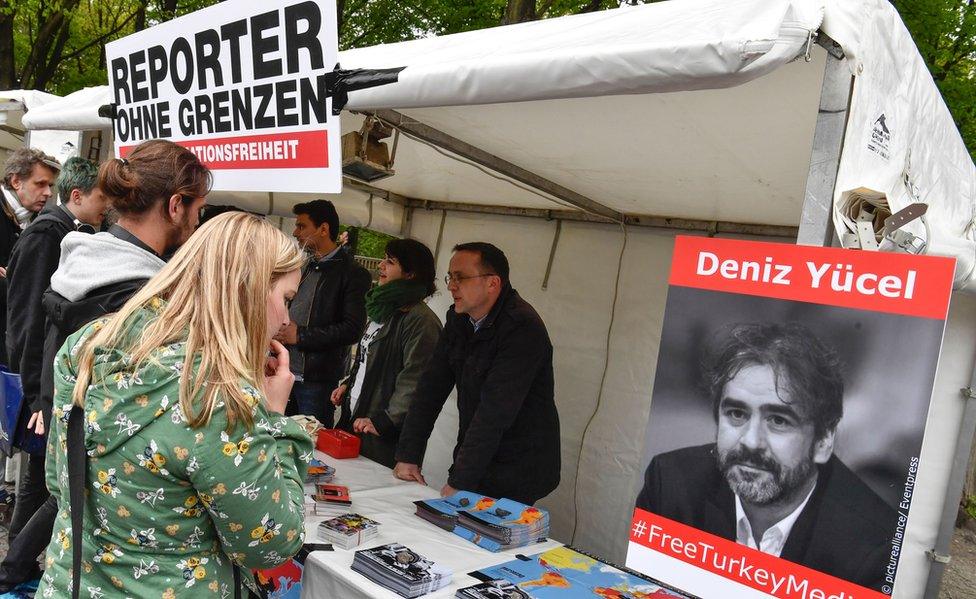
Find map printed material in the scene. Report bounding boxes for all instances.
[470,546,694,598]
[454,498,550,552]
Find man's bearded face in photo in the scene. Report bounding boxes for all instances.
[715,363,829,505]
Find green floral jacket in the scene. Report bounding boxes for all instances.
[38,301,312,598]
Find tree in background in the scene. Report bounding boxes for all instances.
[0,0,971,157]
[892,0,975,161]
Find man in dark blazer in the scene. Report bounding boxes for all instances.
[636,323,896,592]
[393,243,560,505]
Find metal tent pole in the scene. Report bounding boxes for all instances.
[923,368,976,597]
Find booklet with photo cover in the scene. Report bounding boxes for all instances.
[352,543,453,598]
[456,579,530,599]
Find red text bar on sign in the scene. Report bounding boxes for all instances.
[630,509,890,599]
[119,130,329,171]
[668,236,955,320]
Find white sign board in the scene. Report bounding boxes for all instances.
[105,0,341,193]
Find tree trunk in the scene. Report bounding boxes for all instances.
[135,0,147,32]
[503,0,537,24]
[161,0,179,22]
[0,0,16,89]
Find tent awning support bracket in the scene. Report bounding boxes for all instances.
[542,220,562,290]
[366,109,625,223]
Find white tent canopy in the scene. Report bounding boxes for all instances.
[11,1,976,596]
[0,90,77,164]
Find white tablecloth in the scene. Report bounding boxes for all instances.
[300,452,561,598]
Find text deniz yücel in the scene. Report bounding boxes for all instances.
[109,0,330,143]
[696,251,917,299]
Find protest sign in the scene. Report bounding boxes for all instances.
[627,236,955,598]
[105,0,340,193]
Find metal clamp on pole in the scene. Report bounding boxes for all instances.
[925,550,952,565]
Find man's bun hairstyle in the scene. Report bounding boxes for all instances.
[99,139,211,216]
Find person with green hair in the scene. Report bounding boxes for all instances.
[0,155,108,592]
[331,237,442,467]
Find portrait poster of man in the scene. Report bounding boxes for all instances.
[626,236,955,599]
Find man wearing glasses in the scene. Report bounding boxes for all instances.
[393,242,561,505]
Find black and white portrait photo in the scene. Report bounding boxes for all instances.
[634,286,946,594]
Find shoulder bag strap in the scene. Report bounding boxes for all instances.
[67,405,85,599]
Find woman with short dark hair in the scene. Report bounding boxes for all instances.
[331,238,442,467]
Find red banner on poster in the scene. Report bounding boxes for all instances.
[668,236,954,319]
[119,130,329,171]
[630,509,888,599]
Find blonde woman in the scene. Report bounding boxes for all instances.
[38,212,310,598]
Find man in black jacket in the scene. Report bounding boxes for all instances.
[635,323,897,592]
[2,158,106,567]
[0,148,59,365]
[394,243,561,505]
[0,141,208,593]
[275,200,370,426]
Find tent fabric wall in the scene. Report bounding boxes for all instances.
[822,0,976,288]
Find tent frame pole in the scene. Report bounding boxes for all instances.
[366,109,625,223]
[924,382,976,597]
[796,34,852,247]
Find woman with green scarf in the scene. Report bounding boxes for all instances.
[331,238,442,467]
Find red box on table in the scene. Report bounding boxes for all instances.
[316,429,360,458]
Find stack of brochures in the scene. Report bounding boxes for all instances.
[454,498,549,552]
[455,579,528,598]
[317,513,380,550]
[312,483,352,517]
[306,458,336,484]
[352,543,452,598]
[414,491,497,532]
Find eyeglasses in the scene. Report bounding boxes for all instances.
[443,273,494,286]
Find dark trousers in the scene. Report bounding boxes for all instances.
[0,494,54,589]
[7,451,48,541]
[285,380,336,427]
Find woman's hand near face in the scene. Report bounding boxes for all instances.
[263,339,294,414]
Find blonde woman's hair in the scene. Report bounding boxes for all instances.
[71,211,305,429]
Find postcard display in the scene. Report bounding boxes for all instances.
[626,236,955,599]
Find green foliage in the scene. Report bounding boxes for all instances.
[2,0,971,160]
[341,225,396,259]
[964,494,976,521]
[892,0,976,162]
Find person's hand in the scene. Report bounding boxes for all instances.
[262,340,294,414]
[274,322,298,345]
[353,417,378,436]
[0,267,6,278]
[440,484,458,497]
[330,384,348,406]
[27,411,44,436]
[393,462,426,485]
